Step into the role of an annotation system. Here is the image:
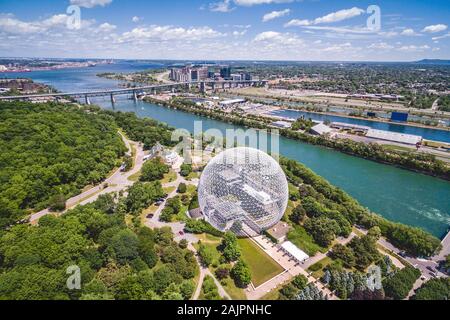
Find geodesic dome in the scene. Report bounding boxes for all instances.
[198,147,289,237]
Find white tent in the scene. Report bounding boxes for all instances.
[281,241,309,262]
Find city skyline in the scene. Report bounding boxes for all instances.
[0,0,449,61]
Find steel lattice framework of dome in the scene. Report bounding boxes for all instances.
[198,147,289,237]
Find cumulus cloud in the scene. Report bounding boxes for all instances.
[263,9,291,22]
[210,0,234,12]
[284,19,310,27]
[285,7,364,28]
[422,24,447,33]
[0,14,75,34]
[119,25,223,42]
[132,16,141,23]
[234,0,294,5]
[314,7,364,24]
[400,28,418,36]
[70,0,112,8]
[98,22,116,32]
[254,31,303,46]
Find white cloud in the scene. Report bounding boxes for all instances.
[132,16,141,23]
[422,24,447,33]
[262,9,291,22]
[234,0,294,5]
[232,30,247,36]
[368,42,394,50]
[98,22,116,32]
[0,14,75,34]
[210,0,234,12]
[400,28,418,36]
[285,7,364,28]
[254,31,303,46]
[119,25,223,42]
[70,0,112,8]
[313,7,364,24]
[432,32,450,41]
[398,44,430,52]
[284,19,310,27]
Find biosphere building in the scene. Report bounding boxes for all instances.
[198,147,289,237]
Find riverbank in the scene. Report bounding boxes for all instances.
[143,96,450,181]
[270,106,450,133]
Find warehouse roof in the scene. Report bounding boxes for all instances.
[366,129,422,145]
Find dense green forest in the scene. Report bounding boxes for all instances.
[0,194,198,300]
[0,102,175,228]
[0,102,127,227]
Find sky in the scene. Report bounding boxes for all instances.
[0,0,449,61]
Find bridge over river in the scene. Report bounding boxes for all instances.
[0,79,268,104]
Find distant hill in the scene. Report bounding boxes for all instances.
[413,59,450,65]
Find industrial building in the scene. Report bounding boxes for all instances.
[366,129,422,145]
[310,122,333,135]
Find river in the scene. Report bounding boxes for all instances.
[2,62,449,238]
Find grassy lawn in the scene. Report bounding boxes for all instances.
[194,234,247,300]
[194,236,222,266]
[287,225,327,256]
[163,186,176,194]
[128,171,141,182]
[237,238,284,288]
[220,277,247,300]
[307,256,333,279]
[186,172,200,180]
[382,144,415,153]
[140,204,159,224]
[161,170,177,184]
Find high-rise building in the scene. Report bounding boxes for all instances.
[220,66,231,80]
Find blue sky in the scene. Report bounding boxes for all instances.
[0,0,449,61]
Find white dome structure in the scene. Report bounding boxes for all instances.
[198,147,289,237]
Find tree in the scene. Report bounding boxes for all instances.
[115,275,146,300]
[383,267,421,300]
[221,232,241,262]
[413,278,450,300]
[198,244,214,267]
[108,229,140,265]
[49,194,66,212]
[139,158,169,182]
[367,226,382,241]
[291,275,308,290]
[231,259,252,288]
[215,266,230,280]
[290,204,306,224]
[125,181,164,215]
[180,164,193,177]
[177,183,187,194]
[304,216,339,247]
[179,280,195,300]
[201,275,221,300]
[331,244,356,268]
[348,235,380,271]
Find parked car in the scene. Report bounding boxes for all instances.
[146,214,154,219]
[178,231,184,236]
[426,266,435,272]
